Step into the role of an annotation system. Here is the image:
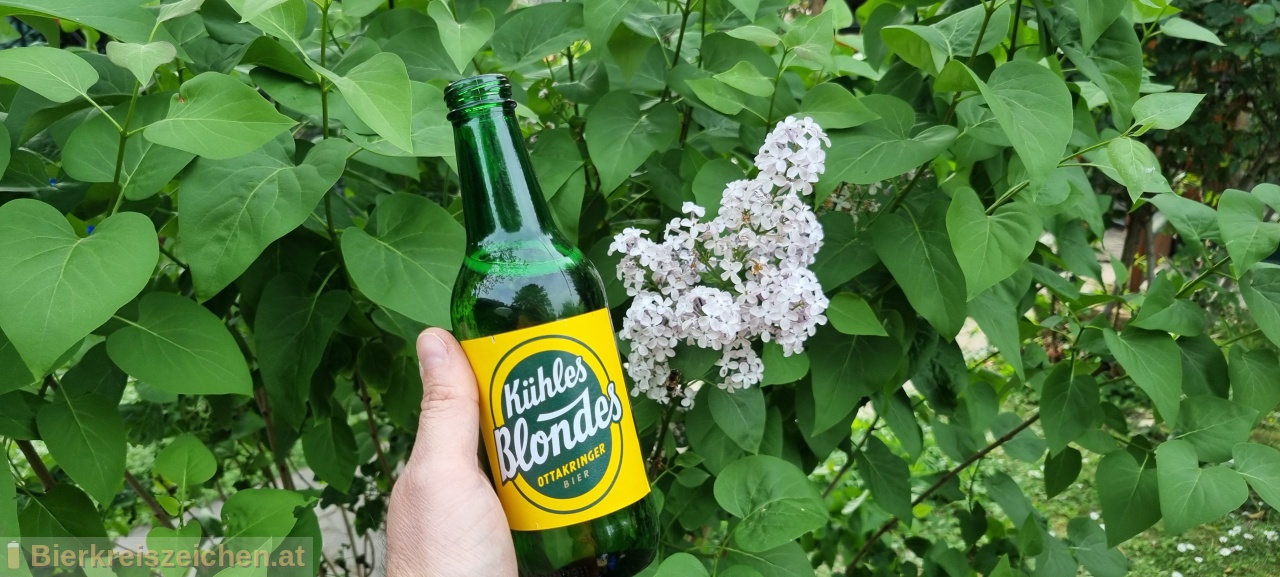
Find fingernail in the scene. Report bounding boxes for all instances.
[418,330,449,371]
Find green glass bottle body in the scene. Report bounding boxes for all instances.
[445,74,658,577]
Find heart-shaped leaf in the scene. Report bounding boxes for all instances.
[107,293,253,396]
[341,194,465,328]
[1096,449,1161,546]
[1242,265,1280,349]
[1129,274,1206,336]
[427,2,494,74]
[311,53,414,153]
[872,198,966,337]
[714,455,826,552]
[257,276,350,429]
[0,200,157,376]
[1040,364,1101,453]
[827,293,887,336]
[1156,439,1248,534]
[707,384,765,453]
[36,393,126,505]
[821,95,958,186]
[0,46,99,103]
[798,83,878,129]
[63,94,196,200]
[1175,396,1257,463]
[1232,443,1280,512]
[1103,327,1183,423]
[946,188,1039,300]
[971,61,1073,186]
[1229,345,1280,424]
[105,41,177,84]
[144,72,296,160]
[154,433,218,492]
[585,91,679,192]
[1220,188,1280,278]
[179,136,352,300]
[302,415,358,492]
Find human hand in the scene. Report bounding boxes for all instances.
[386,328,518,577]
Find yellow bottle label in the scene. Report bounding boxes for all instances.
[459,308,651,531]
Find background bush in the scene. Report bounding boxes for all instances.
[1,0,1279,576]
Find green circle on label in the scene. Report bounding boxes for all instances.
[501,349,613,500]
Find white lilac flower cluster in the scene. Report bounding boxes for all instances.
[610,116,832,406]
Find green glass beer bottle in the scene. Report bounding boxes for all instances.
[445,74,659,576]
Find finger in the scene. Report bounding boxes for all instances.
[410,328,481,468]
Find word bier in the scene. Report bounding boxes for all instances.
[537,443,607,488]
[493,354,624,483]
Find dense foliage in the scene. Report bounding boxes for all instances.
[1,1,1280,576]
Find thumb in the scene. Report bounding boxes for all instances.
[410,328,480,469]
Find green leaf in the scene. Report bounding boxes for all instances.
[1045,446,1082,499]
[726,26,780,47]
[1147,193,1219,244]
[1156,438,1248,534]
[341,193,465,328]
[0,125,9,177]
[946,188,1040,299]
[157,0,205,22]
[584,0,637,48]
[1068,517,1129,577]
[0,0,175,46]
[0,330,38,395]
[684,76,745,114]
[1181,333,1229,399]
[714,455,826,552]
[1102,327,1183,423]
[0,46,98,103]
[62,94,196,200]
[1063,19,1142,127]
[302,415,358,492]
[1232,443,1280,512]
[760,343,809,386]
[1106,137,1161,202]
[179,136,352,299]
[1129,274,1206,336]
[969,267,1031,379]
[1247,3,1277,24]
[584,91,678,192]
[812,213,879,290]
[723,542,812,577]
[1175,396,1257,463]
[144,72,296,160]
[426,2,493,74]
[153,433,218,491]
[972,61,1073,186]
[311,53,413,153]
[18,484,106,540]
[881,4,1009,75]
[105,41,177,84]
[37,393,125,505]
[0,200,157,376]
[856,436,912,522]
[106,293,253,396]
[226,0,306,42]
[807,326,900,434]
[692,159,743,220]
[686,387,746,475]
[712,61,773,97]
[237,0,289,22]
[1160,17,1224,46]
[797,83,878,130]
[1254,183,1280,211]
[1230,345,1280,424]
[872,199,966,338]
[1131,92,1204,132]
[1074,0,1126,50]
[877,392,923,462]
[490,3,585,68]
[782,10,835,69]
[222,488,309,539]
[827,293,886,336]
[1096,449,1160,546]
[347,81,454,159]
[1040,365,1101,453]
[821,95,958,186]
[728,0,760,20]
[654,553,708,577]
[1219,188,1280,278]
[1242,266,1280,349]
[708,384,766,453]
[257,276,351,429]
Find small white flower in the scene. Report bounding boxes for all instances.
[1194,556,1204,563]
[1219,547,1233,556]
[1245,533,1254,540]
[1089,511,1100,521]
[1219,536,1229,543]
[1172,571,1184,577]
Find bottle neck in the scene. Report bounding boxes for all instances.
[454,105,559,248]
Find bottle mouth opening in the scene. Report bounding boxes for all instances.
[445,74,514,121]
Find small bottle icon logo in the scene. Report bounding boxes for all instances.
[7,541,20,570]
